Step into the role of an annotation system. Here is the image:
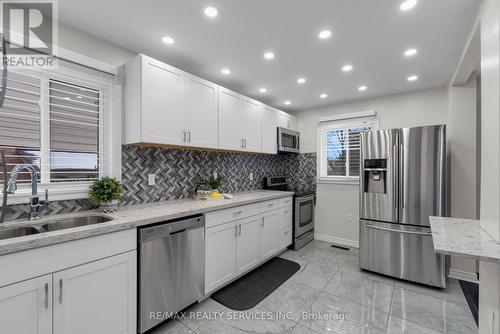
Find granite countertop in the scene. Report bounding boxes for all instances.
[429,216,500,263]
[0,190,294,256]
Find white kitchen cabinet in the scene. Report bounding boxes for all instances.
[186,75,218,148]
[53,251,136,334]
[242,98,263,152]
[0,275,52,334]
[277,111,296,130]
[260,211,279,260]
[262,106,278,154]
[218,88,244,151]
[205,221,237,294]
[278,206,293,229]
[126,54,187,145]
[236,216,261,275]
[279,227,293,250]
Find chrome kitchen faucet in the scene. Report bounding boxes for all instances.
[6,164,49,221]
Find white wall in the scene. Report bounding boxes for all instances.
[293,87,449,246]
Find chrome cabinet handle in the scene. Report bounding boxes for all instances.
[187,131,191,143]
[284,210,290,214]
[233,210,243,215]
[183,130,187,142]
[267,203,274,207]
[58,279,63,304]
[234,224,238,236]
[261,219,264,227]
[365,224,431,236]
[244,139,247,148]
[238,224,241,235]
[44,283,49,309]
[241,139,244,148]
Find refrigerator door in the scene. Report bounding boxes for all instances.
[399,125,446,226]
[359,219,447,287]
[360,129,399,223]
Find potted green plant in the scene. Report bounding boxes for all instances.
[208,175,224,197]
[89,177,124,213]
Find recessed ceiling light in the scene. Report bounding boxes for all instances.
[264,52,275,60]
[284,100,291,105]
[297,77,306,84]
[318,30,332,39]
[221,68,231,75]
[162,36,175,44]
[342,65,353,72]
[63,97,71,100]
[76,95,83,99]
[407,75,419,81]
[259,88,267,93]
[320,93,328,99]
[404,48,418,57]
[358,85,367,91]
[400,0,417,11]
[204,6,218,18]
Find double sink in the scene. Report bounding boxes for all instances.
[0,215,113,241]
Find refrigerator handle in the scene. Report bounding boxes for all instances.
[400,145,405,209]
[392,144,398,209]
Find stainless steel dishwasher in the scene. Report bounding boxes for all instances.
[138,214,205,334]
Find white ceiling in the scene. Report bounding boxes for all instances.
[58,0,479,112]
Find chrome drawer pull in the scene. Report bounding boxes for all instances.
[233,211,243,215]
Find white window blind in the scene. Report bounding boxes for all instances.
[318,114,378,183]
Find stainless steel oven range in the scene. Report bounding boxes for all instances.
[264,176,315,250]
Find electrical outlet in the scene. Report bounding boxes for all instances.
[249,172,254,181]
[148,174,156,186]
[213,172,217,179]
[346,214,353,223]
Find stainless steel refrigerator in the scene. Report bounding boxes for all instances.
[359,124,447,288]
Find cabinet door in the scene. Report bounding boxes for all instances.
[205,222,237,294]
[242,98,263,152]
[279,227,292,250]
[260,211,279,260]
[186,75,218,148]
[141,55,186,145]
[53,251,136,334]
[288,114,297,130]
[277,112,289,129]
[219,88,243,150]
[236,215,261,275]
[278,206,292,229]
[262,106,277,154]
[0,275,52,334]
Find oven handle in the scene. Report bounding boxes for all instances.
[365,223,432,236]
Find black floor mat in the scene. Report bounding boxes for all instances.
[211,257,301,311]
[459,280,479,326]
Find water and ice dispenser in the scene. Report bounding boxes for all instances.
[363,159,387,194]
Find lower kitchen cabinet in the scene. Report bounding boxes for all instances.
[236,215,261,275]
[205,221,238,294]
[260,211,279,260]
[0,274,52,334]
[53,251,136,334]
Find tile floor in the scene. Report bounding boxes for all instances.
[152,240,477,334]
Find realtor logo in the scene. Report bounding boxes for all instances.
[1,0,57,68]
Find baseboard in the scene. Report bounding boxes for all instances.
[314,233,359,249]
[449,268,478,283]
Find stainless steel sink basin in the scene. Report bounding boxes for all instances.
[0,226,41,240]
[41,215,113,232]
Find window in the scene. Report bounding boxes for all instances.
[317,114,378,183]
[0,62,119,202]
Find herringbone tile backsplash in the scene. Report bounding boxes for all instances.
[3,145,316,220]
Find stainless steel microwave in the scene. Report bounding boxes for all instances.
[277,127,300,153]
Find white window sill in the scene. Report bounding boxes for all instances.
[0,184,91,205]
[317,177,360,185]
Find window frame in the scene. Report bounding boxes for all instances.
[317,115,379,185]
[1,63,121,204]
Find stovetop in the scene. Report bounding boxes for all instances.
[263,177,315,197]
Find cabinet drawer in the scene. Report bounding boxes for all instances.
[278,197,293,208]
[205,203,261,228]
[279,206,292,229]
[261,200,279,212]
[279,227,292,250]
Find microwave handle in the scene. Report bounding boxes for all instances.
[296,136,300,149]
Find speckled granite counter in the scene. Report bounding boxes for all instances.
[0,190,293,256]
[429,216,500,263]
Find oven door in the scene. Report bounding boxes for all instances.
[294,195,315,237]
[278,127,300,153]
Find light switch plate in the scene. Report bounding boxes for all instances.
[213,172,217,179]
[148,174,156,186]
[249,172,254,181]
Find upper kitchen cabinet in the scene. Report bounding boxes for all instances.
[218,87,244,151]
[277,110,296,130]
[241,98,263,153]
[262,106,278,154]
[186,75,218,149]
[125,54,186,145]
